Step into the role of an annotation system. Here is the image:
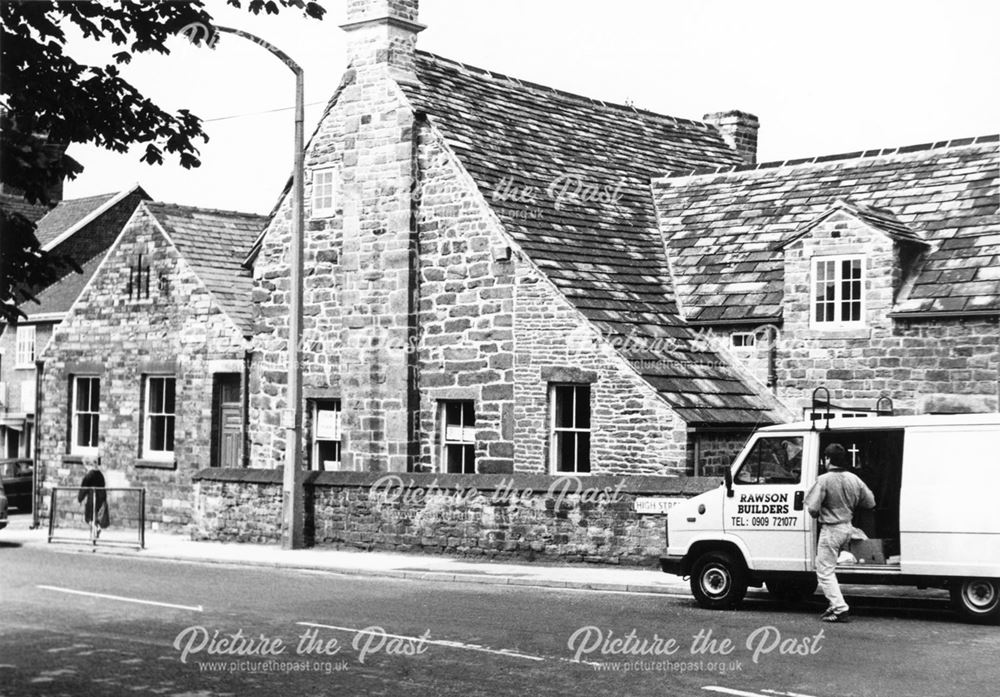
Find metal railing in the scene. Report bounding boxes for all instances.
[47,487,146,549]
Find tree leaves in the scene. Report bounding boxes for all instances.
[0,0,325,321]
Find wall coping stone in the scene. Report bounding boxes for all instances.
[192,468,721,495]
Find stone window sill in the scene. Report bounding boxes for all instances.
[62,454,86,464]
[136,458,177,470]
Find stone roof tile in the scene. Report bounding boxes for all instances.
[145,202,267,335]
[653,139,999,320]
[399,51,782,425]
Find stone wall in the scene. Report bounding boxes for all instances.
[512,264,690,475]
[192,469,719,565]
[687,431,752,477]
[37,207,248,528]
[413,128,517,473]
[776,212,1000,415]
[249,54,423,473]
[248,58,701,476]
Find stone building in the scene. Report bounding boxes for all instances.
[0,185,148,498]
[652,137,1000,428]
[246,0,786,479]
[37,201,265,527]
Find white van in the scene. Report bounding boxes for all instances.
[660,412,1000,623]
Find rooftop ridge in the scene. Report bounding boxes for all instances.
[145,200,268,221]
[657,133,1000,181]
[46,191,118,205]
[415,50,720,133]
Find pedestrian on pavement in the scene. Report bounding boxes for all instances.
[77,468,110,539]
[805,443,875,623]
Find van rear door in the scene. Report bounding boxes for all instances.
[723,432,814,571]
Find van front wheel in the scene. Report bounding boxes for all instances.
[951,578,1000,624]
[690,551,747,610]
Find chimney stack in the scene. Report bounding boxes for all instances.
[703,110,759,165]
[341,0,424,78]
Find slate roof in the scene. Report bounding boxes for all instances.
[779,199,930,249]
[20,187,150,319]
[25,254,103,316]
[33,192,119,248]
[145,202,267,335]
[652,137,1000,320]
[0,192,51,223]
[400,51,782,425]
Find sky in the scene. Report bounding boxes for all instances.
[61,0,1000,214]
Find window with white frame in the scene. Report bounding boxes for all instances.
[812,256,864,326]
[15,325,35,367]
[143,376,176,459]
[440,401,475,474]
[550,384,591,473]
[311,167,337,217]
[731,332,757,350]
[311,399,342,470]
[70,376,100,454]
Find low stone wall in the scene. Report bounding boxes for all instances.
[192,470,284,543]
[192,469,719,565]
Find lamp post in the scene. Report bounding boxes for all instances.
[186,24,305,549]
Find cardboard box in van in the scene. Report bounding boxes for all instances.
[849,539,886,565]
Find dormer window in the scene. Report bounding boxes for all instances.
[812,255,864,326]
[311,167,338,218]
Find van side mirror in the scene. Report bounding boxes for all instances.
[724,468,734,497]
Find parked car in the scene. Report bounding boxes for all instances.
[0,459,32,512]
[0,478,8,530]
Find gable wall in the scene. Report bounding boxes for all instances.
[248,70,694,475]
[250,63,421,473]
[38,208,247,528]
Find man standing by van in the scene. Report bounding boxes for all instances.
[806,443,875,623]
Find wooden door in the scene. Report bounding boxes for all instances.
[212,374,242,468]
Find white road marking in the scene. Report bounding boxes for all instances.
[37,585,203,612]
[702,688,773,697]
[296,621,545,662]
[704,688,819,697]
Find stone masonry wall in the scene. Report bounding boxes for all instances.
[38,207,248,529]
[687,431,752,477]
[513,265,690,475]
[412,126,517,473]
[249,67,697,475]
[192,469,720,565]
[250,59,421,472]
[777,213,1000,415]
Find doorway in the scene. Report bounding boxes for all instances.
[211,373,242,468]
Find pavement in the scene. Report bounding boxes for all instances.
[2,513,692,595]
[2,512,942,602]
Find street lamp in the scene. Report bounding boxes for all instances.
[184,23,305,549]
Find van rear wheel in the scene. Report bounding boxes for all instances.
[950,578,1000,624]
[690,551,748,610]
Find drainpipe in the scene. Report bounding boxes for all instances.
[31,359,43,529]
[243,349,252,468]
